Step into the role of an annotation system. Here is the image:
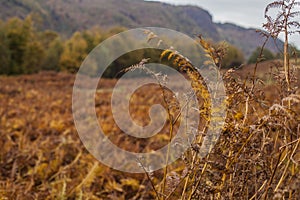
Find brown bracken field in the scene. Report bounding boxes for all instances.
[1,59,300,199]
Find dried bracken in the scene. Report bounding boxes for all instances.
[1,2,300,200]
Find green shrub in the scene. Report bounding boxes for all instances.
[248,47,275,64]
[221,43,245,68]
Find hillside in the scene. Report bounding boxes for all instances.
[0,0,283,57]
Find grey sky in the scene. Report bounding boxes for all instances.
[145,0,300,48]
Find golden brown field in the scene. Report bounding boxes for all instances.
[0,60,300,199]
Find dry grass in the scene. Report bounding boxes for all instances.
[0,56,299,199]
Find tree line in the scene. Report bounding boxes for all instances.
[0,15,128,76]
[0,15,286,76]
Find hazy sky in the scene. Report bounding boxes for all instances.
[145,0,300,48]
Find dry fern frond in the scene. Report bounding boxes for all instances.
[198,35,226,67]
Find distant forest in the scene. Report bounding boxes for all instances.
[0,15,288,76]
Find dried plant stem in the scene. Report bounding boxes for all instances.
[216,150,233,198]
[263,150,283,200]
[162,114,174,197]
[274,138,300,192]
[138,158,160,199]
[159,83,174,198]
[249,180,268,200]
[283,24,291,91]
[181,175,189,200]
[243,37,269,125]
[187,153,211,200]
[279,138,300,150]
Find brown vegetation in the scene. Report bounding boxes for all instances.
[0,54,299,199]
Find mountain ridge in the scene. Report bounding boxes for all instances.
[0,0,283,57]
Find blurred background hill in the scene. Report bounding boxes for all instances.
[0,0,284,58]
